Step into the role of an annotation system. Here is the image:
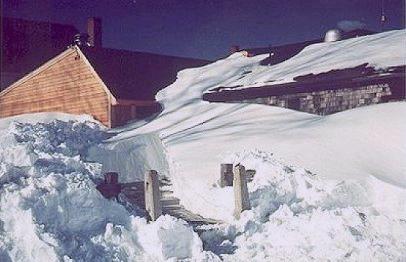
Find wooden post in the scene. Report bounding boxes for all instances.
[233,165,251,219]
[144,170,162,221]
[220,163,233,187]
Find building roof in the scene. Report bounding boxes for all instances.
[81,46,210,100]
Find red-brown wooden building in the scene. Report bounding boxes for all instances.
[0,45,208,127]
[0,16,208,127]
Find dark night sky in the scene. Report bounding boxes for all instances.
[3,0,405,60]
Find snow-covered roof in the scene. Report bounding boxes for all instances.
[213,29,406,92]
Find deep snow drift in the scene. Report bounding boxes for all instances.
[1,29,405,261]
[90,30,405,260]
[91,29,406,219]
[0,118,216,261]
[220,29,406,89]
[201,150,406,261]
[1,118,404,261]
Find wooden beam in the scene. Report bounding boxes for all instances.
[144,170,162,221]
[233,165,251,219]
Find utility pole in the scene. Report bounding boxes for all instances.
[380,0,387,32]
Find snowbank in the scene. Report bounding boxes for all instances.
[200,150,406,261]
[1,117,404,260]
[88,30,406,260]
[88,132,169,183]
[0,119,215,261]
[222,29,406,89]
[0,112,97,130]
[92,30,406,221]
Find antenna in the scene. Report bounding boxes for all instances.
[380,0,387,32]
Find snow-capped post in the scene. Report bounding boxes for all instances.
[144,170,162,221]
[233,164,251,219]
[220,163,234,187]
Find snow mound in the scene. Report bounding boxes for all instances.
[95,31,406,225]
[93,215,218,261]
[201,150,406,261]
[0,112,97,130]
[88,30,406,260]
[227,29,406,88]
[0,119,216,261]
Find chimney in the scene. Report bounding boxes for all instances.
[87,17,102,47]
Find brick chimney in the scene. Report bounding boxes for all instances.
[87,17,102,47]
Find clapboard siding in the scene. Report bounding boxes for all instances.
[0,48,111,126]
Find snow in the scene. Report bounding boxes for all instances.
[91,30,406,222]
[93,215,217,261]
[0,119,214,261]
[0,112,96,130]
[198,150,406,261]
[211,29,406,90]
[1,29,406,261]
[91,30,405,260]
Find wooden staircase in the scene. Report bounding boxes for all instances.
[121,177,221,226]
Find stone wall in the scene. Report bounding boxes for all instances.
[240,83,399,115]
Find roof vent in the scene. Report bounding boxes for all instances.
[324,29,342,42]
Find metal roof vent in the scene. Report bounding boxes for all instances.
[324,29,342,42]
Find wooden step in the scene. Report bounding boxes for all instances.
[121,176,221,226]
[161,198,180,206]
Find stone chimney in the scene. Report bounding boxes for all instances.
[87,17,102,47]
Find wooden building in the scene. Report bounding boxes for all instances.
[205,29,405,115]
[0,45,209,127]
[203,64,405,115]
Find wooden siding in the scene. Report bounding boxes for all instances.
[0,48,111,126]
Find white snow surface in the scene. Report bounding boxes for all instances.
[0,112,97,130]
[217,29,406,89]
[91,30,406,216]
[0,119,215,261]
[201,150,406,261]
[1,29,406,261]
[90,29,405,260]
